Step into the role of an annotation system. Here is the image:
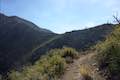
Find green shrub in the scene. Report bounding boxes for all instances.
[47,47,79,59]
[9,47,80,80]
[80,65,93,80]
[8,47,79,80]
[47,55,66,79]
[46,47,79,63]
[62,47,79,59]
[96,25,120,80]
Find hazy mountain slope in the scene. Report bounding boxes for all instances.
[32,24,114,61]
[0,13,56,74]
[0,13,115,75]
[50,24,114,50]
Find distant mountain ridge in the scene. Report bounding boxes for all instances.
[11,16,53,33]
[0,13,56,74]
[31,24,114,62]
[0,13,53,33]
[0,13,115,74]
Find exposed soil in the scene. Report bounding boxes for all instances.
[60,52,106,80]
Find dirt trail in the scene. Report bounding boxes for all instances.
[60,52,105,80]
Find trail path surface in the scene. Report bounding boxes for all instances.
[60,52,105,80]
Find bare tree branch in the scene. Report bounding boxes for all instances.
[113,15,120,24]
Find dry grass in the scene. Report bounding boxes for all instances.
[80,64,93,80]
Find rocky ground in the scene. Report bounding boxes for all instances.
[60,52,105,80]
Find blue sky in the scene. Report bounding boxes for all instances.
[0,0,120,33]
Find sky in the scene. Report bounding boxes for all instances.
[0,0,120,33]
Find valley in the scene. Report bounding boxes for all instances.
[0,13,120,80]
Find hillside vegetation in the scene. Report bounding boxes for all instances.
[0,13,115,75]
[0,13,119,80]
[8,47,78,80]
[0,13,56,74]
[32,24,114,62]
[96,25,120,80]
